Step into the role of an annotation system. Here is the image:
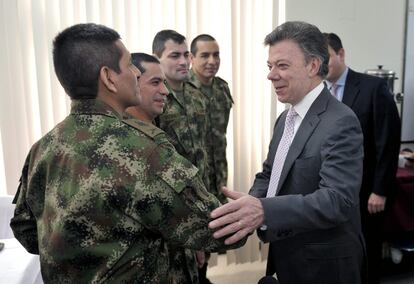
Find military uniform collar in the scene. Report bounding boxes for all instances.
[162,82,182,108]
[189,69,216,89]
[70,99,123,119]
[165,81,198,108]
[189,68,227,89]
[189,69,203,89]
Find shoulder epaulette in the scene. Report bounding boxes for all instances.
[215,77,234,104]
[123,118,164,139]
[215,76,229,86]
[185,80,198,89]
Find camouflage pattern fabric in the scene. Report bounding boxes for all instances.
[10,99,245,284]
[155,82,210,190]
[155,82,211,283]
[125,116,199,284]
[189,70,234,204]
[168,248,199,284]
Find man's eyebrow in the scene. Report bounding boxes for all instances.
[150,76,163,81]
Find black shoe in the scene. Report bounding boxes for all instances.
[258,276,279,284]
[199,278,213,284]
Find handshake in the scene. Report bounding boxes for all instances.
[209,187,265,245]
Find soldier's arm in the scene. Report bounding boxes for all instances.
[138,141,247,252]
[10,153,39,254]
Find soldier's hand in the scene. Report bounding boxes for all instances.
[209,187,264,245]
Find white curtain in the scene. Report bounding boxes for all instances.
[0,0,282,264]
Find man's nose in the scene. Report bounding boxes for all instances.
[207,55,216,64]
[160,83,169,95]
[178,55,188,65]
[267,68,279,81]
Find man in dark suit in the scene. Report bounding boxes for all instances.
[324,32,401,284]
[209,21,365,284]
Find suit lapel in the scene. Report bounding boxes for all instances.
[276,89,330,195]
[270,111,288,164]
[342,69,360,108]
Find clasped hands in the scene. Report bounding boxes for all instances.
[208,187,265,245]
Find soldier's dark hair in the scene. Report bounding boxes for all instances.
[53,23,122,99]
[323,32,343,54]
[264,21,329,77]
[190,34,216,55]
[131,53,160,74]
[152,30,186,58]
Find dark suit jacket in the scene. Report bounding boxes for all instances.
[250,88,365,284]
[343,69,400,208]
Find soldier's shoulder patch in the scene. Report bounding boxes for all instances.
[123,118,164,139]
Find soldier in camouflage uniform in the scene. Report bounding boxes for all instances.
[189,34,234,205]
[152,30,211,284]
[10,24,245,284]
[189,34,234,284]
[125,53,169,123]
[126,53,202,284]
[153,30,210,191]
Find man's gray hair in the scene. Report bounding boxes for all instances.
[264,21,328,77]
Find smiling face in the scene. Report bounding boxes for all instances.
[126,61,168,122]
[266,40,319,105]
[158,39,190,90]
[190,40,220,85]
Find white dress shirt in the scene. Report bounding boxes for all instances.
[291,82,325,136]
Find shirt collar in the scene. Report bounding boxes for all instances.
[293,82,325,120]
[189,68,216,89]
[189,69,203,89]
[326,67,349,89]
[70,99,123,119]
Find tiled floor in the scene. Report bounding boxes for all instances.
[207,254,414,284]
[207,256,266,283]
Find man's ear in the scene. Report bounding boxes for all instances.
[338,48,345,62]
[307,57,320,77]
[100,66,117,93]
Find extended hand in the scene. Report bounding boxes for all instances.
[208,187,264,245]
[367,193,386,214]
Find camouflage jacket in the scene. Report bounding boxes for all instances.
[10,99,244,284]
[155,82,210,284]
[189,70,234,203]
[155,82,210,190]
[123,115,199,284]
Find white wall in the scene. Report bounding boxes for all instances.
[285,0,407,94]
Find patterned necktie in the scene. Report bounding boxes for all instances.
[330,83,338,99]
[266,108,298,197]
